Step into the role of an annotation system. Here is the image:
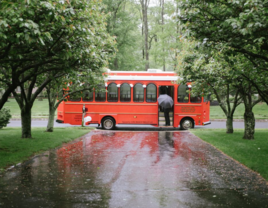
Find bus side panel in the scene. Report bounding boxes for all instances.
[63,103,83,125]
[174,104,203,127]
[63,103,117,125]
[62,103,159,126]
[57,101,65,123]
[202,101,210,123]
[116,104,158,125]
[193,104,203,126]
[97,103,158,125]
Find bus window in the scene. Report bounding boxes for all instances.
[120,83,131,102]
[69,91,81,101]
[190,94,202,103]
[108,83,118,102]
[133,83,144,102]
[146,83,157,102]
[82,90,93,102]
[178,85,189,103]
[95,85,106,102]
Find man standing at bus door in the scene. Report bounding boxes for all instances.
[158,87,173,126]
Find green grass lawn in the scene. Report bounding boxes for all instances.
[210,102,268,120]
[0,127,93,170]
[3,98,51,118]
[190,129,268,181]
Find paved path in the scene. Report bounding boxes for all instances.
[0,130,268,207]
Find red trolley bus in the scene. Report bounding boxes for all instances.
[56,69,211,130]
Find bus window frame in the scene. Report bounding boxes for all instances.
[107,82,118,102]
[133,83,144,102]
[120,83,131,102]
[95,85,106,102]
[69,91,82,102]
[82,90,93,102]
[146,83,157,103]
[177,84,189,103]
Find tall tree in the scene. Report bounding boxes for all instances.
[102,0,182,71]
[148,0,183,70]
[177,43,242,133]
[45,69,104,132]
[0,0,115,111]
[102,0,144,71]
[177,41,262,139]
[12,72,62,138]
[160,0,165,70]
[178,0,268,104]
[140,0,150,70]
[1,0,115,138]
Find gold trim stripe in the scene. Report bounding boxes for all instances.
[175,104,202,107]
[175,113,201,115]
[65,112,83,114]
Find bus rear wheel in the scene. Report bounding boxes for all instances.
[180,118,194,130]
[102,117,115,130]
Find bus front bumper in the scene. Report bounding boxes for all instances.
[203,121,211,126]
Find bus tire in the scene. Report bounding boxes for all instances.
[180,118,194,130]
[102,117,115,130]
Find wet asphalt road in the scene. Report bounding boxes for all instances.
[1,130,268,208]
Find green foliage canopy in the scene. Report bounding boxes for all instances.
[102,0,145,71]
[0,0,115,109]
[178,0,268,103]
[0,108,11,129]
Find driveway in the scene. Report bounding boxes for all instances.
[0,130,268,207]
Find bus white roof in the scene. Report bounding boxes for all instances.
[105,75,179,81]
[104,69,180,81]
[106,69,176,74]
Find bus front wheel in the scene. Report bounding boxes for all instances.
[180,118,194,130]
[102,117,115,130]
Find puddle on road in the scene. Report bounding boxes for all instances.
[0,130,268,208]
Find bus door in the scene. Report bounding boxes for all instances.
[158,86,174,126]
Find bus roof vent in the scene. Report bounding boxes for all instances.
[147,69,163,73]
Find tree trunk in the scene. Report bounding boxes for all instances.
[226,115,234,133]
[161,0,165,71]
[141,0,149,70]
[46,107,56,132]
[46,87,57,132]
[0,87,14,110]
[243,107,255,140]
[21,107,32,138]
[144,5,149,71]
[113,58,119,70]
[173,1,179,70]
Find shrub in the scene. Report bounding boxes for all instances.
[0,108,12,129]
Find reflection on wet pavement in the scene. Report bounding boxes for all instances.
[0,131,268,208]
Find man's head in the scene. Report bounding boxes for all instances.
[160,86,167,94]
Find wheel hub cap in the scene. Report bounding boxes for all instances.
[183,121,191,129]
[104,120,112,129]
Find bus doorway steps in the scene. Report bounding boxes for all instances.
[159,112,173,126]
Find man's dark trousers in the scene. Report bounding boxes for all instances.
[164,108,170,126]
